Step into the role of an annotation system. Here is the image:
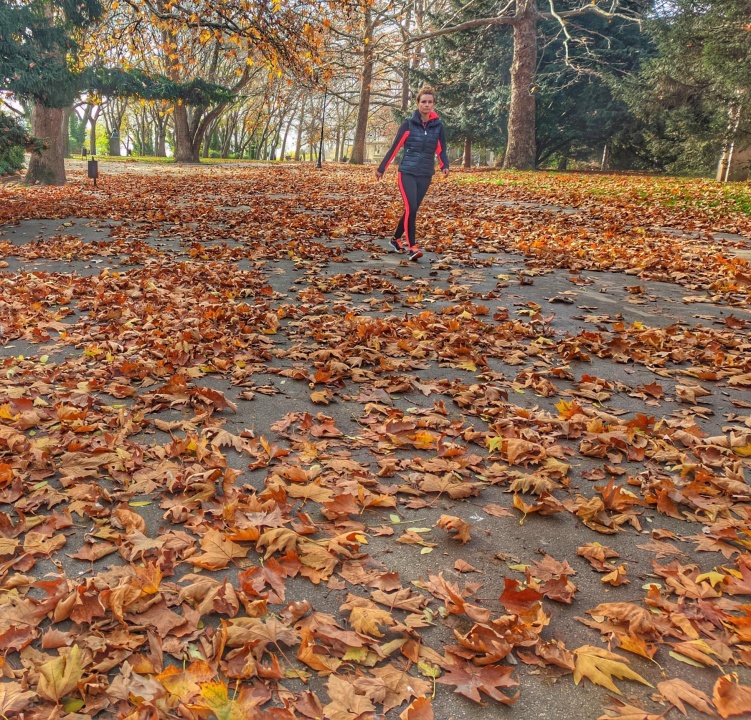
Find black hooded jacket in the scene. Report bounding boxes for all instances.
[377,110,449,177]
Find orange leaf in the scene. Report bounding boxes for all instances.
[436,515,472,544]
[713,674,751,719]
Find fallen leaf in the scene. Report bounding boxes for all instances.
[573,645,652,695]
[37,644,84,702]
[655,678,716,716]
[436,660,519,704]
[713,674,751,719]
[435,514,472,544]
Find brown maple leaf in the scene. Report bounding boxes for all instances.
[435,514,472,544]
[725,554,751,596]
[0,682,36,716]
[436,659,519,705]
[323,675,376,720]
[602,564,630,587]
[713,674,751,719]
[399,696,434,720]
[353,664,431,713]
[190,529,248,570]
[578,542,620,572]
[655,678,716,716]
[341,594,396,638]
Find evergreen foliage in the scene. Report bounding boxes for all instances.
[622,0,751,173]
[0,111,43,173]
[422,0,652,168]
[1,0,235,166]
[419,0,511,157]
[0,0,102,107]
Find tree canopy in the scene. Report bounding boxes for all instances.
[2,0,750,181]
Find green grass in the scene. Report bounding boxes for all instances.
[458,169,751,216]
[69,155,272,164]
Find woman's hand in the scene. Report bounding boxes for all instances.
[442,168,449,178]
[374,170,383,181]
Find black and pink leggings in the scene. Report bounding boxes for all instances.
[394,172,432,248]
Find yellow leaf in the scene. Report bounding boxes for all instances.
[341,595,395,638]
[37,645,83,702]
[573,645,652,695]
[190,530,248,570]
[310,390,332,404]
[0,405,16,420]
[487,436,504,453]
[193,681,259,720]
[696,571,727,588]
[157,660,214,699]
[669,651,706,668]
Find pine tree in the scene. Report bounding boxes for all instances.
[624,0,751,178]
[423,0,650,169]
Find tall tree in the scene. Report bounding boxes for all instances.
[1,0,103,184]
[412,0,645,169]
[349,3,375,165]
[100,0,340,162]
[623,0,751,179]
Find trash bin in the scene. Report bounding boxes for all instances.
[88,158,99,186]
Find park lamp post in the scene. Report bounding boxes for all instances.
[316,86,327,169]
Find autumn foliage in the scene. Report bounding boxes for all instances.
[0,164,750,719]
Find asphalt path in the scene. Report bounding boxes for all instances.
[1,161,750,719]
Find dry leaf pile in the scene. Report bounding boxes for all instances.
[0,164,749,719]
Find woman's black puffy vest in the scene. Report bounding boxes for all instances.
[399,111,444,177]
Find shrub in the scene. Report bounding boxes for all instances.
[0,145,25,175]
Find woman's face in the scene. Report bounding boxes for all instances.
[417,94,435,115]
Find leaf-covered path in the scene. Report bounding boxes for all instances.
[1,162,750,719]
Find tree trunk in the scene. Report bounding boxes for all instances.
[349,7,374,165]
[202,131,212,158]
[724,143,751,182]
[152,109,167,157]
[294,96,306,161]
[717,107,750,182]
[155,125,167,157]
[463,137,472,169]
[63,107,73,158]
[281,112,295,161]
[89,106,100,156]
[222,125,233,159]
[25,104,66,185]
[173,104,200,162]
[601,144,610,171]
[503,0,537,170]
[400,2,414,114]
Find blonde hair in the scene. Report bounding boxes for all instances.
[415,86,436,103]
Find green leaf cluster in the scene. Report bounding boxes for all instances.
[0,0,103,107]
[621,0,751,173]
[421,0,653,169]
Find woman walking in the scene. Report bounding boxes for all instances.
[375,86,450,261]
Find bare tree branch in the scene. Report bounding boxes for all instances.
[406,1,641,45]
[406,14,518,44]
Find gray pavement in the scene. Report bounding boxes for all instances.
[0,161,750,719]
